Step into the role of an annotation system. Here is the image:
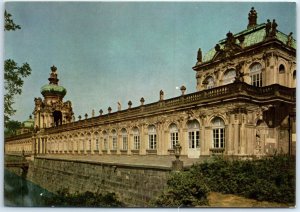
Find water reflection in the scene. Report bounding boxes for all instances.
[4,169,54,207]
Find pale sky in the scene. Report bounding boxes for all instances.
[4,2,296,122]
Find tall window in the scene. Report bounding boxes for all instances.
[169,123,178,149]
[69,136,72,152]
[187,120,200,149]
[133,127,140,150]
[293,70,296,80]
[88,140,91,151]
[250,63,262,87]
[223,69,236,85]
[87,133,91,151]
[279,64,285,73]
[121,129,128,150]
[205,76,215,89]
[112,130,117,150]
[212,117,225,148]
[74,136,78,151]
[148,125,157,150]
[103,131,108,150]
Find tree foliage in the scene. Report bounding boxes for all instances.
[4,119,22,137]
[4,60,31,124]
[153,156,295,207]
[4,11,32,125]
[152,171,209,207]
[195,156,295,204]
[43,189,124,207]
[4,10,21,31]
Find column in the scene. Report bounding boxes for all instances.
[83,134,87,155]
[140,124,146,155]
[91,133,95,155]
[233,114,241,155]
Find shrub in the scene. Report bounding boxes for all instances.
[43,188,124,207]
[152,171,209,207]
[194,155,295,204]
[153,155,295,206]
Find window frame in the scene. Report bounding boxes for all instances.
[148,125,157,150]
[250,63,263,87]
[212,117,225,149]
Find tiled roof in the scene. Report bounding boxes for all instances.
[40,84,67,96]
[202,23,296,63]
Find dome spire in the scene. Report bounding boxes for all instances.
[48,65,59,85]
[41,65,66,98]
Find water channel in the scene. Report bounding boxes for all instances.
[4,169,55,207]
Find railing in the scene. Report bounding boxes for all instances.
[14,81,294,136]
[5,132,32,142]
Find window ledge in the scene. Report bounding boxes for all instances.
[110,150,117,154]
[209,148,225,154]
[146,149,157,154]
[120,149,128,154]
[131,149,140,154]
[168,149,175,154]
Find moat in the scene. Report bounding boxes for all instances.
[4,169,54,207]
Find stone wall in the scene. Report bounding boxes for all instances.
[26,157,170,206]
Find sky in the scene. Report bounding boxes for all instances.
[4,1,297,122]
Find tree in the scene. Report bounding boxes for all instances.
[4,10,21,31]
[4,11,32,125]
[4,120,21,137]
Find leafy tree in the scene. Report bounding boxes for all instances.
[4,10,21,31]
[4,11,31,125]
[4,119,21,137]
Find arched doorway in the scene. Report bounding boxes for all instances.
[53,110,62,127]
[187,119,200,158]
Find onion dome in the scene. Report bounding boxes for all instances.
[22,115,34,128]
[40,65,67,97]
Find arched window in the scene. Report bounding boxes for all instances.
[87,133,91,151]
[204,76,215,89]
[111,130,117,150]
[223,69,236,85]
[187,120,200,149]
[73,135,78,152]
[250,63,262,87]
[293,70,296,80]
[103,131,108,150]
[169,123,178,149]
[148,125,157,150]
[212,117,225,148]
[132,127,140,150]
[80,134,84,152]
[121,128,128,150]
[279,64,285,73]
[69,135,73,152]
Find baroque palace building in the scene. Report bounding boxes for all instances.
[5,8,296,159]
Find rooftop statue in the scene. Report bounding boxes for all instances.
[265,19,271,37]
[197,48,202,63]
[266,19,277,38]
[247,7,257,29]
[287,32,293,46]
[270,19,278,37]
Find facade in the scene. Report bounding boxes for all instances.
[5,8,296,159]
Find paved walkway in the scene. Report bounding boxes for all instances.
[37,154,210,168]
